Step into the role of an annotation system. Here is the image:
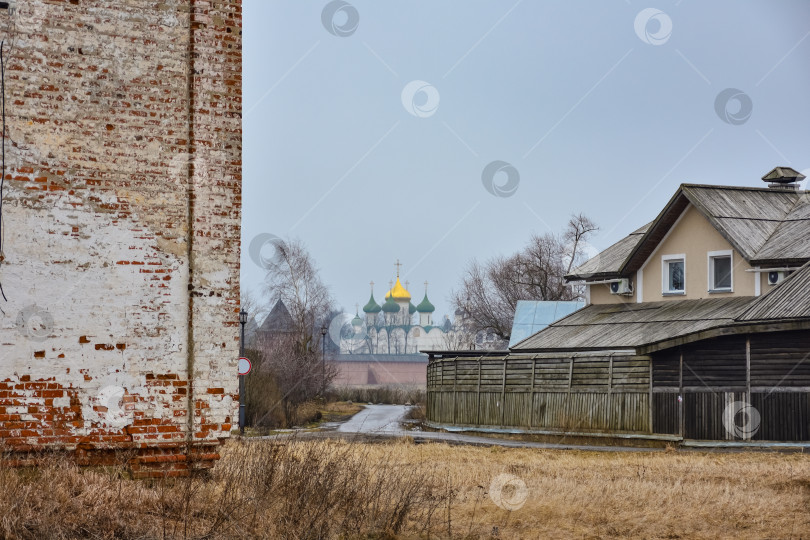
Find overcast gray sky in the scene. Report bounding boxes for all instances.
[241,0,810,321]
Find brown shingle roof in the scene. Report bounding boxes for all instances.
[515,260,810,353]
[511,297,753,351]
[683,185,801,261]
[566,223,650,280]
[568,184,810,280]
[751,201,810,263]
[739,261,810,321]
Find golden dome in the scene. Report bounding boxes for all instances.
[385,277,411,301]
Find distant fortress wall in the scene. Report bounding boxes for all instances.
[333,354,427,386]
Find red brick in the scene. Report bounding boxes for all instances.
[0,0,242,478]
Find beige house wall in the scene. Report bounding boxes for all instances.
[640,204,759,302]
[587,204,767,305]
[589,283,636,304]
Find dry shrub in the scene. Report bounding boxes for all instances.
[212,438,445,538]
[322,400,362,415]
[0,451,163,539]
[292,400,322,425]
[404,402,426,422]
[0,439,446,539]
[2,440,810,539]
[244,348,286,428]
[333,385,426,405]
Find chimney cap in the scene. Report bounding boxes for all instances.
[762,166,806,184]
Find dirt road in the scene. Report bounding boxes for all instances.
[332,404,663,451]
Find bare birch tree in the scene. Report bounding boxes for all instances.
[450,214,598,341]
[261,237,334,351]
[564,213,599,274]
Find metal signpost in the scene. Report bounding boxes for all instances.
[238,356,251,434]
[238,309,248,435]
[321,326,327,395]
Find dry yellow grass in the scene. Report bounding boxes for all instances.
[362,441,810,539]
[321,400,365,417]
[1,439,809,539]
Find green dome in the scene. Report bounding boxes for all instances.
[409,302,417,314]
[351,313,363,327]
[363,293,381,314]
[381,296,400,313]
[416,294,435,313]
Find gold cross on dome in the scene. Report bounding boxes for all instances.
[394,259,402,277]
[424,280,429,292]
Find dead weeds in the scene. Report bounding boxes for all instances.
[0,440,809,539]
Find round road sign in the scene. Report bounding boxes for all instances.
[238,357,251,376]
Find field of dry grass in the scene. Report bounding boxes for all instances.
[1,438,809,539]
[389,442,810,538]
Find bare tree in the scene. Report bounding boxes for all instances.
[262,237,334,351]
[241,288,274,348]
[250,333,339,427]
[450,214,598,342]
[240,288,261,317]
[243,238,340,428]
[450,260,515,342]
[363,313,383,354]
[240,288,266,325]
[564,213,599,274]
[440,315,476,351]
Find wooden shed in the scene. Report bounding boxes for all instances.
[427,267,810,441]
[427,177,810,443]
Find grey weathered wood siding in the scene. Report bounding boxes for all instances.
[430,330,810,441]
[651,329,810,441]
[427,352,652,434]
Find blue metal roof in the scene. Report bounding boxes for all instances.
[508,300,585,347]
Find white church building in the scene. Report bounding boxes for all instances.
[340,266,450,355]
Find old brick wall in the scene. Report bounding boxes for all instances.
[0,0,242,475]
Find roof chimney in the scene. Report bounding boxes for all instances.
[762,166,805,190]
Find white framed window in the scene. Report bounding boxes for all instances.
[662,254,686,295]
[708,250,733,292]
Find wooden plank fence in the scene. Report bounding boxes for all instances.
[427,330,810,441]
[426,352,653,434]
[651,331,810,441]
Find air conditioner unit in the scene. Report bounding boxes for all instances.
[767,271,791,286]
[609,278,632,295]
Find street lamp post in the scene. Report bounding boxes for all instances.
[321,326,327,396]
[239,308,247,436]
